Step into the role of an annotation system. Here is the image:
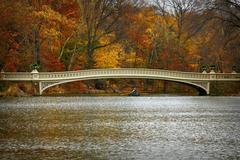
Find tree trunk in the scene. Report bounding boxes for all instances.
[33,29,40,66]
[86,42,95,68]
[68,44,77,71]
[58,34,73,61]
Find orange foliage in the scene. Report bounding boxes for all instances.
[41,53,64,71]
[29,5,78,71]
[126,8,158,52]
[4,53,20,72]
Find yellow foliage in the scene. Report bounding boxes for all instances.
[32,5,62,26]
[124,52,145,67]
[30,5,78,57]
[185,39,198,55]
[93,43,124,68]
[32,5,77,40]
[99,34,115,45]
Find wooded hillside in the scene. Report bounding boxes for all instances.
[0,0,239,95]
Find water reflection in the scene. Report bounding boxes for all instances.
[0,97,240,159]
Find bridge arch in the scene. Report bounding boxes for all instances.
[4,68,235,95]
[40,76,209,95]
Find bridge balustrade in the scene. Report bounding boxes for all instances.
[2,72,32,80]
[1,68,239,96]
[1,68,240,82]
[215,74,239,80]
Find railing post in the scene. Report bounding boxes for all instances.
[209,70,216,80]
[31,69,39,80]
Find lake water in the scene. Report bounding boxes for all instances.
[0,96,240,160]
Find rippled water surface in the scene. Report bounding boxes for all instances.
[0,96,240,160]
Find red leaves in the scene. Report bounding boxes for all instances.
[4,51,20,72]
[41,53,64,71]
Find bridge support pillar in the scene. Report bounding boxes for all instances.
[39,82,43,95]
[32,81,41,96]
[206,82,210,95]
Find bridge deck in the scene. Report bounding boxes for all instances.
[1,68,239,82]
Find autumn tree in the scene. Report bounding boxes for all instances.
[0,0,80,72]
[213,0,240,68]
[93,34,124,68]
[121,7,160,68]
[76,0,129,68]
[29,5,78,71]
[209,0,240,30]
[153,0,206,71]
[0,0,33,71]
[197,0,240,72]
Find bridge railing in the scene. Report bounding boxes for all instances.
[214,74,240,80]
[1,68,240,81]
[0,72,32,80]
[37,68,211,80]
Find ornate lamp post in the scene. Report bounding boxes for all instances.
[210,64,216,73]
[201,64,208,73]
[30,63,40,72]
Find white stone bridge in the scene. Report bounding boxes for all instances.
[1,68,240,95]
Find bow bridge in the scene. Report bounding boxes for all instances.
[1,68,239,95]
